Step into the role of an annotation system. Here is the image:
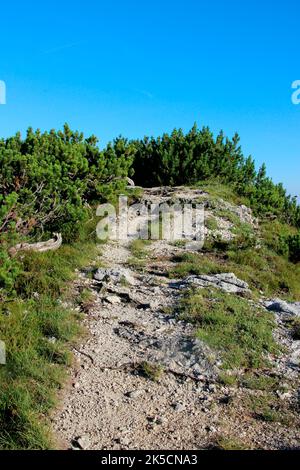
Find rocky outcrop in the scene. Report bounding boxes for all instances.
[53,186,300,451]
[171,272,250,295]
[264,299,300,319]
[236,204,257,226]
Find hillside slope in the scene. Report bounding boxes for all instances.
[53,187,300,450]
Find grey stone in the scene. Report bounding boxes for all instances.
[276,390,292,400]
[126,390,144,399]
[105,295,122,305]
[192,363,202,375]
[264,299,300,318]
[201,407,210,413]
[118,437,130,446]
[173,403,185,412]
[72,435,90,450]
[289,349,300,367]
[171,272,250,294]
[94,267,136,286]
[205,425,217,433]
[208,384,217,393]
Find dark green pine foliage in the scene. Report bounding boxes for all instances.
[1,123,300,297]
[0,124,135,296]
[131,124,300,227]
[0,124,134,239]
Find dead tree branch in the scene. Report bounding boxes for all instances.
[9,233,62,256]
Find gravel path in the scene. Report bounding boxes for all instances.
[52,187,300,450]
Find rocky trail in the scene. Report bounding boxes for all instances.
[52,187,300,450]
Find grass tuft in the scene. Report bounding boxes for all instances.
[213,435,249,451]
[137,361,163,382]
[178,288,279,369]
[129,239,152,259]
[0,224,99,449]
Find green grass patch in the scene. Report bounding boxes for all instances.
[205,216,219,231]
[168,252,224,278]
[198,213,300,300]
[247,394,294,426]
[214,209,241,226]
[129,239,152,259]
[170,240,188,248]
[225,247,300,300]
[127,257,147,270]
[213,436,249,450]
[240,373,280,392]
[165,203,300,300]
[178,288,279,369]
[194,180,250,207]
[75,288,96,314]
[0,222,99,449]
[260,220,297,256]
[0,298,81,449]
[218,372,238,387]
[172,244,300,300]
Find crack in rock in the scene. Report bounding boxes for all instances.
[170,272,250,294]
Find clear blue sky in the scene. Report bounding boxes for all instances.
[0,0,299,197]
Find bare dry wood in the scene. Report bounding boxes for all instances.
[9,233,62,256]
[110,176,135,187]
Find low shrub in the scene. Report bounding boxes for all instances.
[287,233,300,263]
